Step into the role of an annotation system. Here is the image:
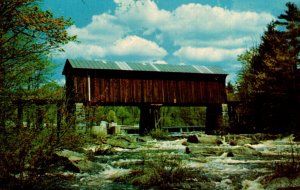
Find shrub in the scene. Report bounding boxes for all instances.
[271,143,300,179]
[0,123,87,189]
[120,153,198,188]
[149,128,168,140]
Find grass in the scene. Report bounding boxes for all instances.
[149,128,168,140]
[115,153,204,188]
[271,142,300,180]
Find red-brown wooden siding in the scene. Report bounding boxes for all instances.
[70,75,226,106]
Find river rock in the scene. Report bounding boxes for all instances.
[55,149,105,173]
[231,145,261,156]
[56,149,86,161]
[51,153,80,173]
[73,160,105,174]
[137,136,153,142]
[185,147,191,154]
[107,135,138,149]
[227,151,234,157]
[198,135,220,145]
[94,144,115,155]
[187,135,200,143]
[236,136,254,146]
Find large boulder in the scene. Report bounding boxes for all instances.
[56,149,105,173]
[51,153,80,173]
[225,135,260,146]
[56,149,86,162]
[106,135,138,149]
[198,135,221,145]
[85,144,116,155]
[187,135,200,143]
[73,160,105,174]
[230,145,261,156]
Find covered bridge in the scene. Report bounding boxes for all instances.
[63,59,228,134]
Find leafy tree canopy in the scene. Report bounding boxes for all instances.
[0,0,75,95]
[0,0,75,128]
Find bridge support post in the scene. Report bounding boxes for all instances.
[56,101,63,142]
[17,99,23,128]
[139,105,161,135]
[206,104,222,134]
[66,99,76,128]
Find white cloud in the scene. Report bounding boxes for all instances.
[174,36,256,48]
[110,1,274,49]
[174,47,245,62]
[114,0,170,33]
[58,42,106,59]
[161,3,274,47]
[67,13,127,46]
[110,35,167,58]
[59,0,274,71]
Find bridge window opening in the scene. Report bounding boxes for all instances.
[160,106,206,133]
[74,104,140,133]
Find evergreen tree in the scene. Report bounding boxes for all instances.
[237,2,300,133]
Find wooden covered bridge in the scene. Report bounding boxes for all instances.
[63,59,228,134]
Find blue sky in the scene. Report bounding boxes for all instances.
[42,0,299,83]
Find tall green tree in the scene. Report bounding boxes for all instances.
[0,0,75,129]
[237,2,300,133]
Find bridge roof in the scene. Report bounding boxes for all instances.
[63,59,227,75]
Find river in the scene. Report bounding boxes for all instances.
[54,133,300,190]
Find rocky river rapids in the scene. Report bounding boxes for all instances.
[44,133,300,190]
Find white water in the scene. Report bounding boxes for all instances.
[62,134,300,189]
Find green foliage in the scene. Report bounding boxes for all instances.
[0,118,89,188]
[0,0,75,130]
[236,3,300,133]
[80,105,206,129]
[271,143,300,179]
[116,107,130,125]
[160,107,206,127]
[123,153,196,188]
[149,128,168,140]
[107,110,117,122]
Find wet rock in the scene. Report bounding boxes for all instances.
[227,151,234,157]
[229,139,237,146]
[236,136,254,146]
[198,135,220,145]
[182,141,189,146]
[137,136,153,142]
[185,147,191,154]
[107,135,138,149]
[94,144,114,155]
[73,160,105,174]
[216,139,223,145]
[56,149,86,162]
[84,144,117,155]
[55,149,104,173]
[187,135,200,143]
[231,145,261,156]
[51,153,80,173]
